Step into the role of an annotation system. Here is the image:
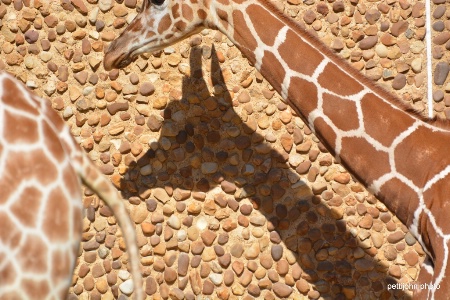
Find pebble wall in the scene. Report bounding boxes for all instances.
[0,0,444,299]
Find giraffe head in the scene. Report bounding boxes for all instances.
[104,0,212,70]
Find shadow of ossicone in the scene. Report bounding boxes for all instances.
[119,46,410,299]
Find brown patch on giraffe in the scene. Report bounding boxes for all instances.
[340,137,390,185]
[0,150,57,205]
[43,187,70,242]
[11,186,43,228]
[51,248,73,284]
[378,178,419,227]
[395,126,450,188]
[2,78,39,116]
[278,29,324,77]
[232,10,257,63]
[4,110,39,144]
[247,4,284,47]
[158,14,172,34]
[217,9,229,30]
[172,3,180,19]
[322,93,359,131]
[22,278,50,299]
[287,77,318,118]
[17,234,48,273]
[0,212,21,248]
[129,17,144,32]
[182,4,194,21]
[0,259,16,286]
[361,93,415,147]
[0,176,15,205]
[423,173,450,235]
[318,63,364,96]
[197,9,207,20]
[216,0,229,4]
[260,51,285,93]
[35,150,59,185]
[174,20,187,31]
[146,31,155,39]
[313,117,337,154]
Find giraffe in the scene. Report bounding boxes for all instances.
[0,72,143,300]
[103,0,448,298]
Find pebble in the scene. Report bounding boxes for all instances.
[118,279,134,295]
[359,36,378,50]
[99,0,113,12]
[271,244,283,261]
[273,282,293,298]
[435,62,449,85]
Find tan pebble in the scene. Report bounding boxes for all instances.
[153,97,168,109]
[101,31,116,41]
[95,278,108,294]
[92,41,103,52]
[167,53,181,66]
[231,283,245,296]
[187,227,199,241]
[113,5,128,17]
[151,58,162,68]
[244,242,260,259]
[241,76,253,88]
[153,243,166,255]
[188,270,202,295]
[89,57,102,70]
[202,248,216,262]
[130,202,148,224]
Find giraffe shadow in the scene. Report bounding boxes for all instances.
[120,46,410,299]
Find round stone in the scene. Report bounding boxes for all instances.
[271,244,283,261]
[118,279,134,295]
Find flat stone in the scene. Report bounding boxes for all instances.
[224,269,234,286]
[387,231,405,243]
[164,267,177,284]
[384,245,397,261]
[433,32,450,45]
[153,188,170,203]
[271,244,283,261]
[359,36,378,50]
[404,251,419,266]
[273,282,293,298]
[119,279,134,295]
[391,20,408,37]
[435,62,449,85]
[25,30,39,43]
[354,258,374,272]
[71,0,88,14]
[230,243,244,258]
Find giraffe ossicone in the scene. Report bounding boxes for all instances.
[105,0,450,298]
[0,72,143,300]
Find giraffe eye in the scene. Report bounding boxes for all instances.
[151,0,165,5]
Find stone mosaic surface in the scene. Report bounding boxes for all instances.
[0,0,436,299]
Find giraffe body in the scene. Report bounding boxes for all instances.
[104,0,450,298]
[0,72,143,300]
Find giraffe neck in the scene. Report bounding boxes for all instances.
[213,0,450,257]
